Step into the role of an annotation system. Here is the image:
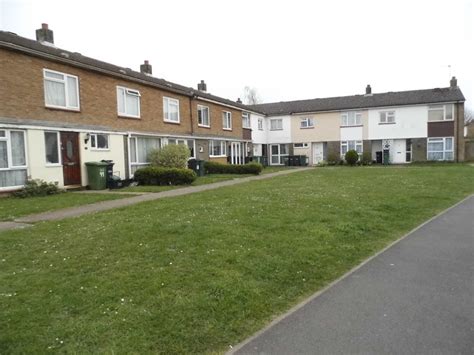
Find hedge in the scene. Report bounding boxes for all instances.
[134,167,196,185]
[204,161,263,175]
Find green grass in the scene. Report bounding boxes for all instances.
[1,165,473,354]
[0,192,130,221]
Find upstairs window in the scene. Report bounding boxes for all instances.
[242,112,251,128]
[222,111,232,130]
[258,118,263,130]
[197,105,210,127]
[117,87,140,118]
[270,119,283,130]
[164,97,180,123]
[43,69,79,110]
[428,104,453,121]
[90,133,109,150]
[379,111,396,124]
[341,112,362,126]
[300,117,314,128]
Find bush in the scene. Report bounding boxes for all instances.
[149,144,190,169]
[134,167,196,185]
[13,179,63,198]
[204,161,263,175]
[361,152,373,166]
[327,152,341,166]
[345,150,359,166]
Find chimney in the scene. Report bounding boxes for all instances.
[140,60,152,75]
[197,80,207,92]
[236,98,242,104]
[365,84,372,95]
[36,23,54,44]
[450,76,457,89]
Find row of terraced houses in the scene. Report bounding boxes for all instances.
[0,25,466,190]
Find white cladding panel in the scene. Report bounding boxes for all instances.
[368,105,428,139]
[340,126,363,141]
[267,115,292,143]
[250,113,267,144]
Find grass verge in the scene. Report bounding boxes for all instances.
[0,192,131,221]
[1,165,472,353]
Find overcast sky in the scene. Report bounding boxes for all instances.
[1,0,473,110]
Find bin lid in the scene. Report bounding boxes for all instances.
[85,161,109,166]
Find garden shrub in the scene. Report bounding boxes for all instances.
[149,144,190,169]
[345,150,359,166]
[13,179,63,198]
[327,152,341,166]
[361,152,373,166]
[204,161,263,175]
[134,167,196,185]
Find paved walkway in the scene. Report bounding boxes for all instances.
[231,195,474,355]
[0,168,310,232]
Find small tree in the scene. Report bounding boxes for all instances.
[327,152,340,165]
[361,152,372,165]
[243,86,261,105]
[345,150,359,166]
[149,144,190,169]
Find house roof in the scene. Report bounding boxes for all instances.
[0,31,255,112]
[249,87,465,116]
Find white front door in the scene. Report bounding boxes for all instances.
[313,142,324,165]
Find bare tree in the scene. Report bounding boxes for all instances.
[243,86,262,105]
[465,107,473,124]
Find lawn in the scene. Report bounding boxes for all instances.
[1,165,473,354]
[0,192,131,221]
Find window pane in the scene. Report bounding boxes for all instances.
[0,169,27,188]
[117,88,125,114]
[428,108,444,121]
[271,145,279,154]
[428,142,444,151]
[45,80,66,107]
[445,152,454,160]
[428,152,443,160]
[0,130,6,137]
[348,141,355,151]
[66,76,79,108]
[97,134,108,149]
[355,113,361,125]
[280,144,288,155]
[445,138,453,151]
[44,71,64,80]
[10,131,25,166]
[130,138,137,163]
[44,132,59,164]
[126,94,139,116]
[0,141,7,168]
[445,105,453,120]
[169,103,179,121]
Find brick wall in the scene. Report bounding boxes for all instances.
[0,48,243,139]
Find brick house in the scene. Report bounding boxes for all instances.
[0,25,255,190]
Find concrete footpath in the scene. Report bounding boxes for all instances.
[231,195,474,355]
[0,168,310,232]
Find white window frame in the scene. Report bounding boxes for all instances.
[341,112,362,127]
[197,105,210,127]
[427,137,454,161]
[294,143,309,148]
[44,131,61,166]
[166,138,195,159]
[222,111,232,130]
[90,133,110,151]
[379,111,396,124]
[270,144,289,165]
[428,104,454,122]
[242,112,251,129]
[0,129,28,190]
[117,86,141,118]
[341,140,363,157]
[258,118,263,130]
[300,117,314,128]
[209,140,227,157]
[43,69,80,111]
[270,119,283,131]
[163,97,180,123]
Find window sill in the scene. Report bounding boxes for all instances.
[45,164,62,168]
[164,120,181,125]
[300,126,315,129]
[223,128,232,131]
[270,129,283,131]
[243,126,252,130]
[118,114,141,119]
[340,125,363,128]
[210,155,227,158]
[45,105,80,112]
[90,149,111,152]
[198,124,211,129]
[428,119,454,123]
[379,122,396,125]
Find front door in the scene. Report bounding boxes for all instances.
[313,142,324,165]
[60,132,81,185]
